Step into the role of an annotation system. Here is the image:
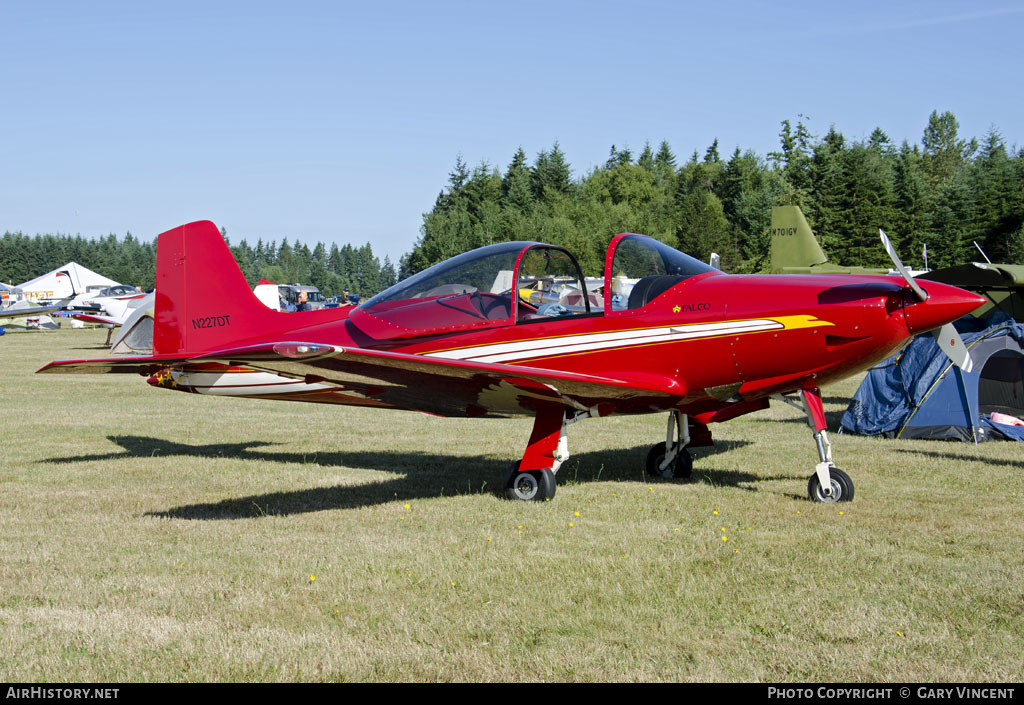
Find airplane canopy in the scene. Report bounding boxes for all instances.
[353,241,592,339]
[351,236,720,341]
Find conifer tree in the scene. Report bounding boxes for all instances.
[922,110,976,189]
[637,142,655,172]
[892,142,932,266]
[502,148,534,211]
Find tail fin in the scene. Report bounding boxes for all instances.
[153,221,336,355]
[769,205,828,273]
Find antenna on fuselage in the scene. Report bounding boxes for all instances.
[973,241,992,264]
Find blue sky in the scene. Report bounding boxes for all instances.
[2,1,1022,264]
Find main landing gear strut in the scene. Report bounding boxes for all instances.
[503,406,698,501]
[646,410,693,480]
[504,405,599,502]
[504,388,854,503]
[776,386,854,503]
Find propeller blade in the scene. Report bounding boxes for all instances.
[880,229,927,302]
[880,230,973,371]
[933,323,974,373]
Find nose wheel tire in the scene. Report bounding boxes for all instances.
[646,441,693,480]
[807,467,854,503]
[503,463,557,502]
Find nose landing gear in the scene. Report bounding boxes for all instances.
[807,466,854,503]
[791,386,854,503]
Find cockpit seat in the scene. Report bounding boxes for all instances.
[626,275,688,309]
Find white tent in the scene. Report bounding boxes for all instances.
[16,262,119,303]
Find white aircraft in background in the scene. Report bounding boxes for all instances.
[64,284,146,315]
[0,302,62,330]
[70,292,154,346]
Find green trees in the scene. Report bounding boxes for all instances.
[404,112,1023,275]
[675,161,732,267]
[0,232,159,290]
[4,111,1022,295]
[0,229,388,301]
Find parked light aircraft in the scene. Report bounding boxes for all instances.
[65,284,145,315]
[70,293,155,346]
[40,221,985,502]
[919,262,1024,323]
[770,205,918,275]
[0,302,61,330]
[0,271,76,324]
[1,274,144,331]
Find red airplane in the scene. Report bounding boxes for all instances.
[40,221,985,503]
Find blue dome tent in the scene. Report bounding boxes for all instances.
[841,312,1024,442]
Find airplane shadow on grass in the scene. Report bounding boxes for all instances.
[42,434,789,519]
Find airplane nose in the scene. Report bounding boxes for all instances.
[902,282,988,335]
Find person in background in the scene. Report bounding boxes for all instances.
[297,288,309,312]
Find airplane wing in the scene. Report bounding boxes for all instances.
[70,312,122,326]
[0,304,66,320]
[40,342,686,417]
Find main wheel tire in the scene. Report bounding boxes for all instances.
[503,463,557,502]
[807,467,854,503]
[645,442,693,480]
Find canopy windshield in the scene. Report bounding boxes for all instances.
[355,241,595,338]
[363,241,527,310]
[515,246,595,321]
[606,235,718,311]
[354,242,528,337]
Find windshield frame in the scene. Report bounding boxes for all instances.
[512,244,597,324]
[603,233,719,315]
[354,241,532,339]
[353,241,597,339]
[360,241,532,311]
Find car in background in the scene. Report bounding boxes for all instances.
[278,284,326,311]
[325,293,361,308]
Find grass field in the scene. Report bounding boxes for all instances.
[1,327,1022,682]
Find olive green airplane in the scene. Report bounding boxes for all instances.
[769,205,895,275]
[769,205,1023,322]
[919,262,1024,322]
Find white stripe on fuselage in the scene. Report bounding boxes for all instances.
[424,319,785,364]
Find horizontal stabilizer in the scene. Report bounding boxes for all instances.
[38,354,193,375]
[71,312,121,326]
